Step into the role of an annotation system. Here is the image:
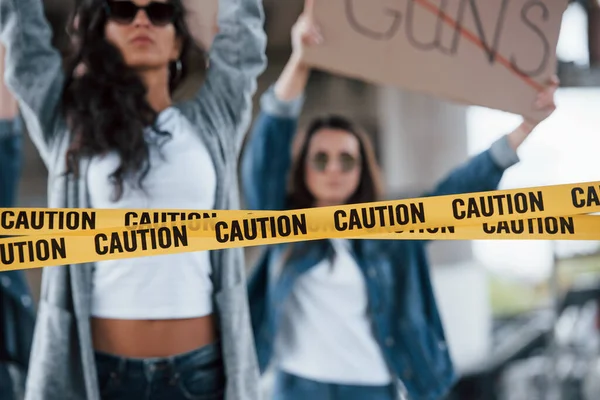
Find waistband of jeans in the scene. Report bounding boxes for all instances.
[276,369,397,390]
[0,118,22,139]
[94,340,222,372]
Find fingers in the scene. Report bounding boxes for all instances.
[523,75,559,124]
[533,95,556,121]
[534,96,555,112]
[534,89,554,108]
[293,4,324,50]
[548,74,560,87]
[297,14,323,45]
[533,74,559,110]
[308,24,323,44]
[543,75,559,95]
[302,29,323,46]
[304,0,314,13]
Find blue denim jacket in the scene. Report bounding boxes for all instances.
[0,270,35,370]
[241,87,520,400]
[0,117,35,400]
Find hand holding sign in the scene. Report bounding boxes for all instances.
[508,74,560,151]
[301,0,569,120]
[292,0,324,63]
[530,75,560,123]
[274,0,324,101]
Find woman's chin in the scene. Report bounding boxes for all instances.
[315,195,349,208]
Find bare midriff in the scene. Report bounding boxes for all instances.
[91,314,217,358]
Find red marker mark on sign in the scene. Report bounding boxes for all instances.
[414,0,545,92]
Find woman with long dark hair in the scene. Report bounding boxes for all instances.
[242,8,558,400]
[0,0,266,398]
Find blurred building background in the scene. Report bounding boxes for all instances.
[12,0,600,399]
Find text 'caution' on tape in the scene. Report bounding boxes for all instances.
[1,181,600,272]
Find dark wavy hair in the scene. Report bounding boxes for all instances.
[286,115,384,209]
[62,0,195,200]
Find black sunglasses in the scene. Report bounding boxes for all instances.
[105,1,177,26]
[310,152,360,173]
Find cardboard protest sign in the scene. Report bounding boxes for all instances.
[300,0,569,121]
[183,0,219,51]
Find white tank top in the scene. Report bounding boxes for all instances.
[87,107,217,320]
[275,239,392,384]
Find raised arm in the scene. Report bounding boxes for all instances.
[428,76,559,198]
[241,9,321,210]
[241,86,304,211]
[179,0,267,150]
[426,135,518,197]
[0,0,65,165]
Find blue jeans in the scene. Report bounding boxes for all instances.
[0,363,15,400]
[272,370,399,400]
[94,341,225,400]
[0,120,23,208]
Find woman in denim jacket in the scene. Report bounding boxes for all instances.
[241,9,558,400]
[0,0,266,399]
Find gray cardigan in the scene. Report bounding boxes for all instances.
[0,0,267,399]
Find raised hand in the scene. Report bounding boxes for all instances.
[291,0,323,61]
[527,75,559,127]
[508,75,559,151]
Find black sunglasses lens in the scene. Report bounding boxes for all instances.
[146,3,176,25]
[107,2,138,24]
[340,153,358,172]
[312,153,328,171]
[107,2,175,26]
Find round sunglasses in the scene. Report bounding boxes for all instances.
[309,152,360,173]
[105,0,177,27]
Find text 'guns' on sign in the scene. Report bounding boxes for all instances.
[302,0,568,121]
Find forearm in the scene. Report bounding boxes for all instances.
[180,0,267,145]
[241,87,304,210]
[274,55,311,102]
[507,121,535,151]
[428,135,519,197]
[0,44,18,119]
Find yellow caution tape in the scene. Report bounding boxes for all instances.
[1,181,600,272]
